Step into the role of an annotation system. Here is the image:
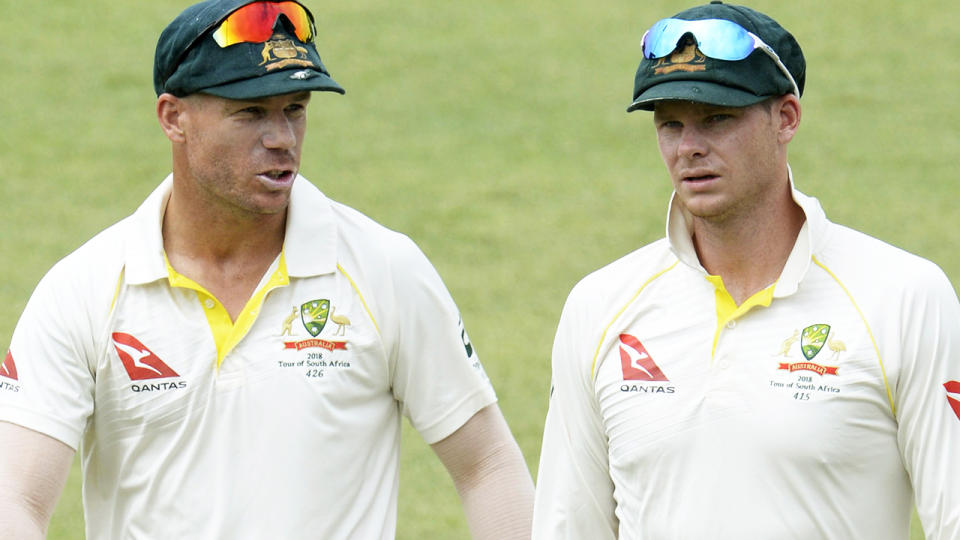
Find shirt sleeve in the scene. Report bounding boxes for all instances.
[0,260,101,450]
[383,235,496,444]
[533,283,617,539]
[894,263,960,538]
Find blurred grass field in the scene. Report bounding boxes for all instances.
[2,0,957,538]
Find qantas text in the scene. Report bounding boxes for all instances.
[131,381,187,393]
[620,384,676,393]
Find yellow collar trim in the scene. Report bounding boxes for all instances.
[707,275,776,358]
[164,252,290,368]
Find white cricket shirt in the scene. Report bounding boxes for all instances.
[0,176,496,539]
[533,181,960,539]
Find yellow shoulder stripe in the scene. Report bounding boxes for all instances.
[812,256,896,417]
[590,261,679,378]
[337,263,380,335]
[110,267,125,315]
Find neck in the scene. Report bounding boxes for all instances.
[161,178,287,320]
[162,186,286,264]
[690,189,805,305]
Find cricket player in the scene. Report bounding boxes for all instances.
[532,2,960,538]
[0,1,534,538]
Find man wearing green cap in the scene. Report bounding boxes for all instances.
[533,2,959,538]
[0,1,533,538]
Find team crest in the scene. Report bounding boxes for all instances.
[801,324,831,360]
[260,34,314,71]
[654,39,707,75]
[301,299,330,337]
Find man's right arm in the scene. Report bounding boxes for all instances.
[0,421,75,540]
[532,287,618,539]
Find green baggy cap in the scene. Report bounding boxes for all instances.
[628,1,804,112]
[154,0,344,99]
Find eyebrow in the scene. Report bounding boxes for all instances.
[267,91,313,103]
[228,91,313,107]
[279,91,312,104]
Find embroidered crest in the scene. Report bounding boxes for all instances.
[301,299,330,337]
[259,34,314,71]
[653,40,707,75]
[801,324,830,360]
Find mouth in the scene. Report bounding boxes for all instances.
[257,169,297,187]
[681,171,719,183]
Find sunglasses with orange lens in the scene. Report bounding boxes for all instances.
[212,1,315,47]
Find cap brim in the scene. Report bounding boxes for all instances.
[627,80,768,112]
[200,68,345,100]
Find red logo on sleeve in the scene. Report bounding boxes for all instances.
[619,334,669,381]
[1,350,18,380]
[112,333,179,381]
[946,381,960,422]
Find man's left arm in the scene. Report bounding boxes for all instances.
[371,234,532,536]
[894,264,960,538]
[431,403,534,540]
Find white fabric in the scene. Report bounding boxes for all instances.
[533,184,960,539]
[0,175,496,539]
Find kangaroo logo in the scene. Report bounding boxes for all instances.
[1,350,18,380]
[619,334,668,381]
[946,381,960,422]
[112,333,179,381]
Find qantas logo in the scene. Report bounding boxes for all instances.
[1,350,18,380]
[946,381,960,422]
[112,333,179,381]
[619,334,668,381]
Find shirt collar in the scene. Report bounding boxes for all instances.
[283,176,338,277]
[665,166,830,298]
[123,174,338,285]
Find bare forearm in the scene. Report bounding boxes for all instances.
[0,498,48,540]
[0,422,74,540]
[456,438,534,540]
[432,405,534,539]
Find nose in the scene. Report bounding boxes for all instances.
[261,113,297,150]
[676,125,708,160]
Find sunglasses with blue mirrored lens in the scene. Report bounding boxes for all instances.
[641,18,799,97]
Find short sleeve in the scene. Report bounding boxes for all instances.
[0,261,100,450]
[384,236,496,444]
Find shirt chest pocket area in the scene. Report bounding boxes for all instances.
[93,332,208,443]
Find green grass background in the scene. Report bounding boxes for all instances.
[2,0,956,538]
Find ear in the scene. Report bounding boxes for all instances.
[775,94,802,144]
[157,93,187,143]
